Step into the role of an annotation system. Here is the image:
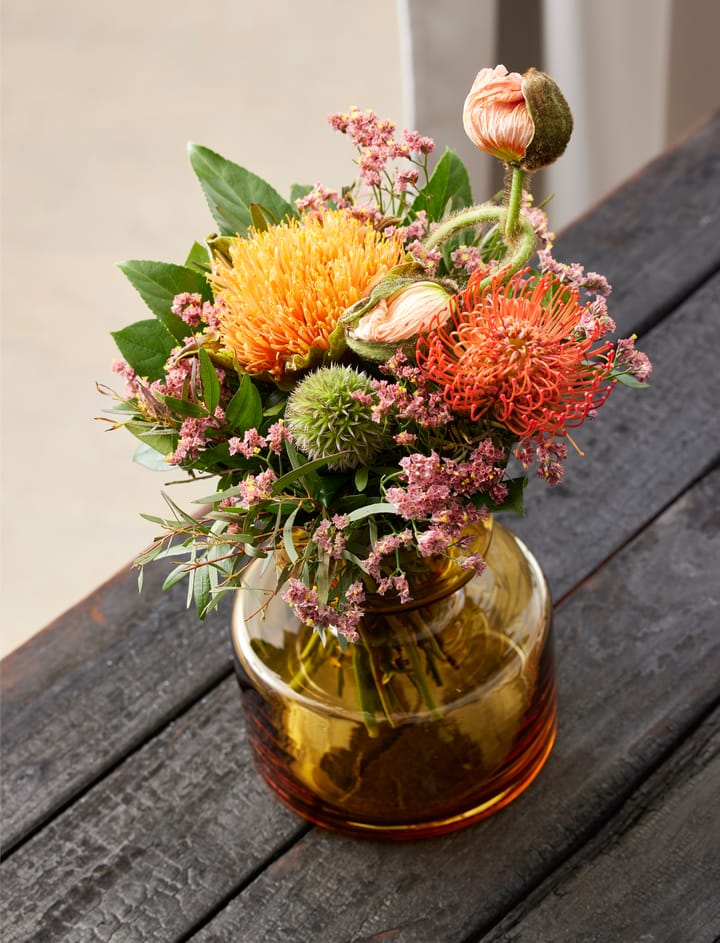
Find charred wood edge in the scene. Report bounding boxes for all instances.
[0,661,235,863]
[464,699,720,943]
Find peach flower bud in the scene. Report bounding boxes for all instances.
[463,64,572,169]
[352,281,452,343]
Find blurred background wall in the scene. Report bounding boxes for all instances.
[1,0,718,656]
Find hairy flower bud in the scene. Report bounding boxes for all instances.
[463,64,573,170]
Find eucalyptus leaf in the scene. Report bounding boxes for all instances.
[111,319,176,381]
[117,260,210,342]
[346,501,398,523]
[133,442,172,471]
[188,144,294,237]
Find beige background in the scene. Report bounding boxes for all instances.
[2,0,718,657]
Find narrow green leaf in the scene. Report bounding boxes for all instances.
[194,562,212,618]
[281,506,301,564]
[354,466,369,492]
[198,348,221,414]
[225,374,263,432]
[117,260,210,342]
[272,453,350,492]
[345,501,398,523]
[249,202,277,232]
[162,395,209,419]
[111,319,176,381]
[188,143,294,237]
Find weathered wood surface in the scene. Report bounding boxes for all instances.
[1,113,719,943]
[483,709,720,943]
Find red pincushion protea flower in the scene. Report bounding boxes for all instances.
[416,269,616,442]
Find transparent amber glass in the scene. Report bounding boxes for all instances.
[231,519,556,839]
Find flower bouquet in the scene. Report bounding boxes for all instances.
[102,66,651,836]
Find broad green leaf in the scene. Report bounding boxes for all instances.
[289,183,312,206]
[411,148,473,221]
[111,319,176,381]
[188,143,294,237]
[272,453,350,492]
[162,395,209,419]
[117,260,210,342]
[185,241,211,271]
[198,348,221,414]
[225,374,263,432]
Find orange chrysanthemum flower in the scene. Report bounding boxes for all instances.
[417,270,616,441]
[210,210,404,381]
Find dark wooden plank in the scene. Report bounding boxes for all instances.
[0,565,233,855]
[189,466,720,943]
[482,710,720,943]
[0,681,308,943]
[553,111,720,338]
[1,115,718,860]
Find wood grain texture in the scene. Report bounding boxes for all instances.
[0,680,307,942]
[482,710,720,943]
[553,111,720,338]
[188,470,719,942]
[0,565,233,855]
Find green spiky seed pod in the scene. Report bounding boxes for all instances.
[285,365,388,471]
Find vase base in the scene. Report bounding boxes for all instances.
[247,684,557,840]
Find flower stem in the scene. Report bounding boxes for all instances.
[504,164,526,239]
[421,201,536,284]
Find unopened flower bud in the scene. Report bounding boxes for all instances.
[353,281,452,343]
[463,64,573,170]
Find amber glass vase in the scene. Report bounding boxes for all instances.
[231,518,556,840]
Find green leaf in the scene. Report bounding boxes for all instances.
[289,183,312,205]
[411,148,473,220]
[193,563,212,618]
[249,202,277,232]
[125,422,178,455]
[117,260,210,343]
[198,348,221,413]
[616,372,651,389]
[225,374,263,432]
[354,466,369,492]
[188,143,294,237]
[111,319,176,381]
[133,442,172,471]
[346,501,398,523]
[162,395,209,419]
[185,241,211,271]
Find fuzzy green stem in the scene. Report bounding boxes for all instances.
[504,165,526,239]
[421,202,536,285]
